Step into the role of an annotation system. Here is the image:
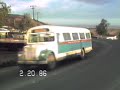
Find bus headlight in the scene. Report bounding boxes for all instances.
[39,51,48,61]
[18,53,22,57]
[18,51,24,57]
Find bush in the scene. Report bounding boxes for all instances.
[118,32,120,39]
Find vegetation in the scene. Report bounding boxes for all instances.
[0,2,40,31]
[0,2,46,32]
[96,19,109,35]
[0,2,11,27]
[14,14,37,32]
[118,32,120,39]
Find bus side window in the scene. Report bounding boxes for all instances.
[45,36,54,41]
[50,36,54,41]
[63,33,71,41]
[79,33,85,39]
[86,33,91,39]
[29,34,38,42]
[72,33,79,40]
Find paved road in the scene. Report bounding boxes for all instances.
[0,39,120,90]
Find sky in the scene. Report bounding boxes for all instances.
[3,0,120,27]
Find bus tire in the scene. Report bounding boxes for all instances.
[47,54,56,70]
[80,49,85,59]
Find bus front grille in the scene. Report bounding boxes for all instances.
[24,47,36,60]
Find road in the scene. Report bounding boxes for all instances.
[0,39,120,90]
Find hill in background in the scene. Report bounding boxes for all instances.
[4,14,47,31]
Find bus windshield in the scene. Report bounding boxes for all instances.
[28,33,54,43]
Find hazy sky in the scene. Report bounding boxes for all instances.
[3,0,120,26]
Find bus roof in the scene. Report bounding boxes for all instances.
[27,25,90,34]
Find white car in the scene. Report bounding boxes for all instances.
[106,36,118,40]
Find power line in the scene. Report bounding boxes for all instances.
[37,12,40,21]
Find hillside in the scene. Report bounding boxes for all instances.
[4,14,47,30]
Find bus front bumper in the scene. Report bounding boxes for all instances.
[17,60,48,65]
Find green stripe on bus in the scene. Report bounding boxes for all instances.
[58,42,92,53]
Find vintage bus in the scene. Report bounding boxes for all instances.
[18,25,92,70]
[0,28,10,38]
[0,28,25,50]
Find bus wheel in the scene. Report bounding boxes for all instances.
[80,49,85,59]
[47,54,56,70]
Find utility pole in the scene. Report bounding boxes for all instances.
[30,5,36,20]
[37,12,40,25]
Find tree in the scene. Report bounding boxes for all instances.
[0,2,11,27]
[96,19,109,35]
[14,14,37,32]
[23,14,36,30]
